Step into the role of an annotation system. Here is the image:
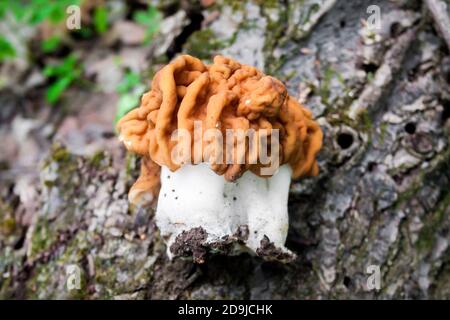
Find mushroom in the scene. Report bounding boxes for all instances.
[117,55,322,262]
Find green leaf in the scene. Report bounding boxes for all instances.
[48,3,67,23]
[9,2,28,21]
[29,5,53,24]
[0,3,7,19]
[133,5,161,42]
[43,55,77,77]
[0,36,16,62]
[46,76,73,104]
[94,6,108,34]
[116,72,141,93]
[43,54,81,104]
[115,94,140,124]
[3,0,80,24]
[41,36,61,53]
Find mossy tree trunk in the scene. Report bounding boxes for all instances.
[1,0,449,299]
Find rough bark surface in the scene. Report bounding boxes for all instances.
[1,0,449,299]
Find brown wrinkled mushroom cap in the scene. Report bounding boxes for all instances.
[117,55,322,205]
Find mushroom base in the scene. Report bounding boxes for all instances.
[155,163,296,263]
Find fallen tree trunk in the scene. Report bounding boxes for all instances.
[0,0,449,299]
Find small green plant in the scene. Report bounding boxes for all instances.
[0,0,79,25]
[115,71,146,124]
[133,5,162,43]
[41,35,61,53]
[0,36,16,62]
[0,0,81,60]
[43,55,82,104]
[93,5,108,34]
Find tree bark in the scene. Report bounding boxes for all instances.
[1,0,449,299]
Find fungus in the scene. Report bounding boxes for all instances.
[117,55,322,262]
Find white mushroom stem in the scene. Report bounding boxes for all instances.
[155,163,293,257]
